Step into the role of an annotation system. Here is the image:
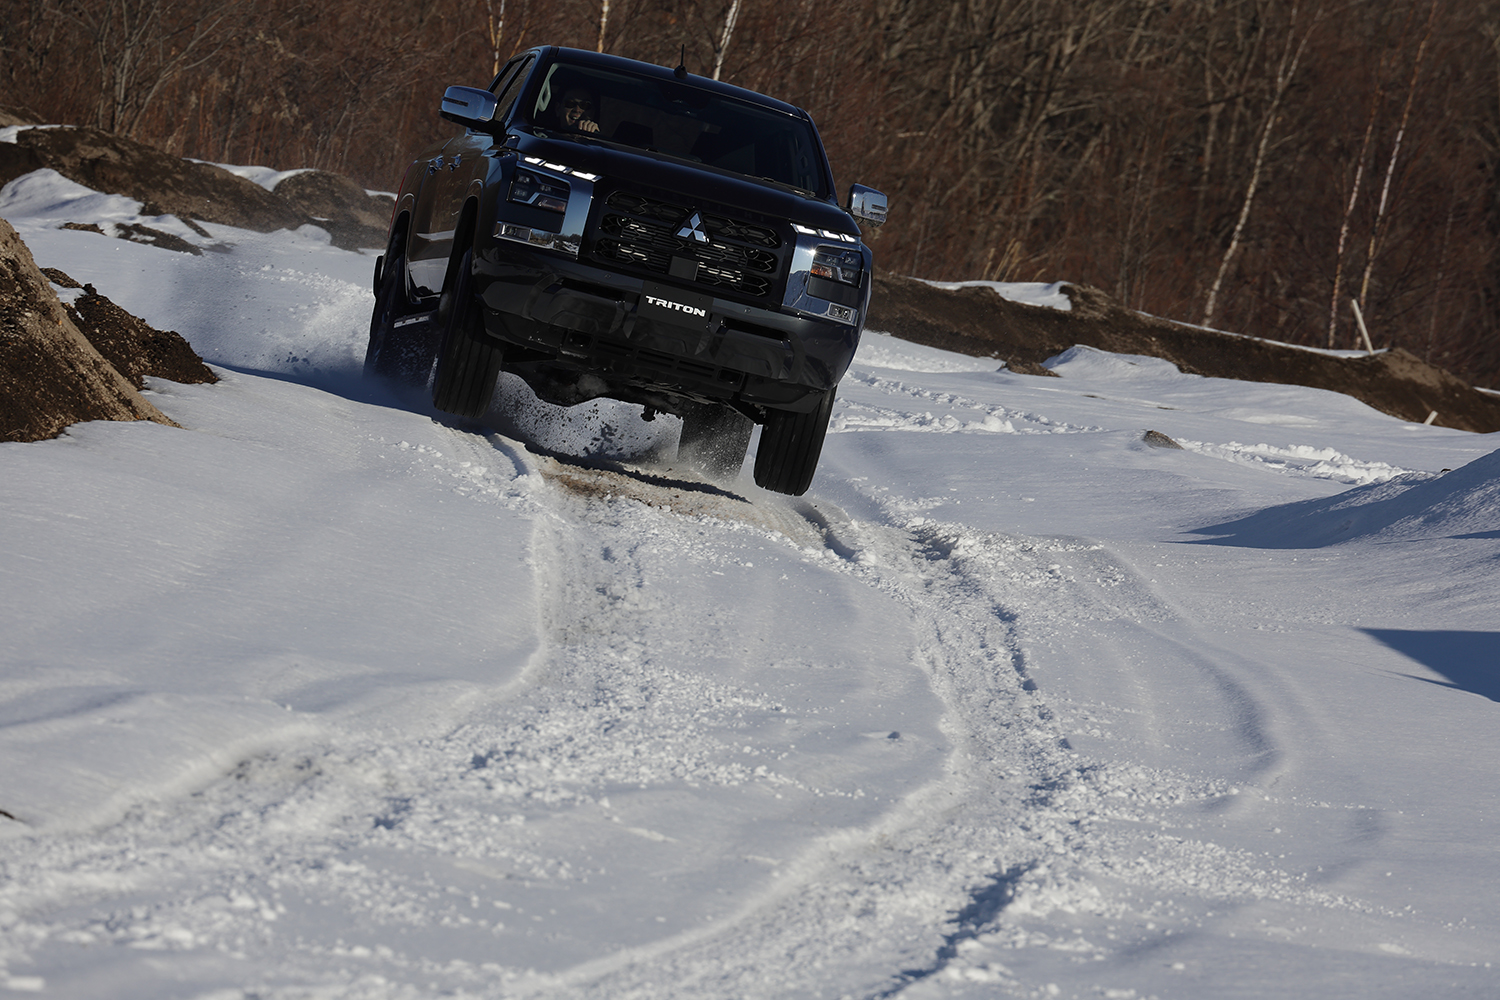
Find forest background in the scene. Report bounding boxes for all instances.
[5,0,1500,387]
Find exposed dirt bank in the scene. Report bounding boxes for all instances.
[868,274,1500,433]
[0,120,391,251]
[0,217,186,441]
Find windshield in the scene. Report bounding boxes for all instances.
[525,61,828,197]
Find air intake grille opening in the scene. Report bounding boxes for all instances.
[591,190,784,302]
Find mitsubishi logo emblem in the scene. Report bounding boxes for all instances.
[676,211,709,243]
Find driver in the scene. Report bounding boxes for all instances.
[555,86,599,134]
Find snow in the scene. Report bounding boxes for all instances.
[190,161,316,191]
[0,126,69,144]
[4,165,1500,999]
[918,278,1074,312]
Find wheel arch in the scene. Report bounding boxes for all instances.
[445,195,484,282]
[377,210,414,300]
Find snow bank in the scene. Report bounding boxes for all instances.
[1190,446,1500,547]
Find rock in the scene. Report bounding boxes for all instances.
[113,222,203,255]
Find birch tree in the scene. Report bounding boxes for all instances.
[485,0,506,77]
[1326,82,1381,348]
[1201,0,1319,328]
[1355,0,1438,325]
[713,0,742,81]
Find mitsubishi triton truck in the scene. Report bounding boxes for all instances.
[365,46,888,495]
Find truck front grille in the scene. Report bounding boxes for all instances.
[591,191,784,302]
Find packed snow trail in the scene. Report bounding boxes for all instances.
[0,377,1433,997]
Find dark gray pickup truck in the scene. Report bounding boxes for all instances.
[366,46,887,495]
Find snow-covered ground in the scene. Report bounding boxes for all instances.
[3,168,1499,1000]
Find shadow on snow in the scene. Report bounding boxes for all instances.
[1365,629,1500,704]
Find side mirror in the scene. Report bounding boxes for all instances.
[440,86,498,130]
[847,184,888,228]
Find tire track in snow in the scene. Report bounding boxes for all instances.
[526,476,1375,998]
[837,370,1102,437]
[539,502,1058,997]
[822,518,1378,996]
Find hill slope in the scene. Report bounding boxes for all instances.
[869,273,1500,432]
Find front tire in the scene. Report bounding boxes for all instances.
[753,389,835,496]
[431,248,504,418]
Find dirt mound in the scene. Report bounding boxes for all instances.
[868,274,1500,433]
[0,126,301,232]
[0,126,392,250]
[272,170,392,251]
[41,268,217,389]
[0,104,45,127]
[0,219,179,441]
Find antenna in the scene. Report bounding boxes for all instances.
[674,44,688,79]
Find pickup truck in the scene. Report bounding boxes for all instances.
[365,46,887,495]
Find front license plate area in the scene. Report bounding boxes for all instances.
[639,280,714,333]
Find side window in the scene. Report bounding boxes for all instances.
[492,56,535,123]
[488,56,523,94]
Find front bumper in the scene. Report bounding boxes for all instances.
[472,249,860,411]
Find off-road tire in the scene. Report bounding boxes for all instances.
[431,248,504,418]
[677,402,753,481]
[753,389,835,496]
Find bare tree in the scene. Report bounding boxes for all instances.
[1202,0,1320,328]
[1326,78,1382,348]
[712,0,742,81]
[485,0,507,77]
[54,0,240,136]
[1355,0,1438,324]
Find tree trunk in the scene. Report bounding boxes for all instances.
[1202,1,1318,328]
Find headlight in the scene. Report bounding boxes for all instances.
[810,246,862,286]
[509,170,569,213]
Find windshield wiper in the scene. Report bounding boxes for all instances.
[758,176,816,198]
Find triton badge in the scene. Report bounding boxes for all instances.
[645,295,708,317]
[638,280,714,331]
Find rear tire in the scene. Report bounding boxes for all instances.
[364,237,433,385]
[753,389,835,496]
[431,248,504,418]
[677,402,753,481]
